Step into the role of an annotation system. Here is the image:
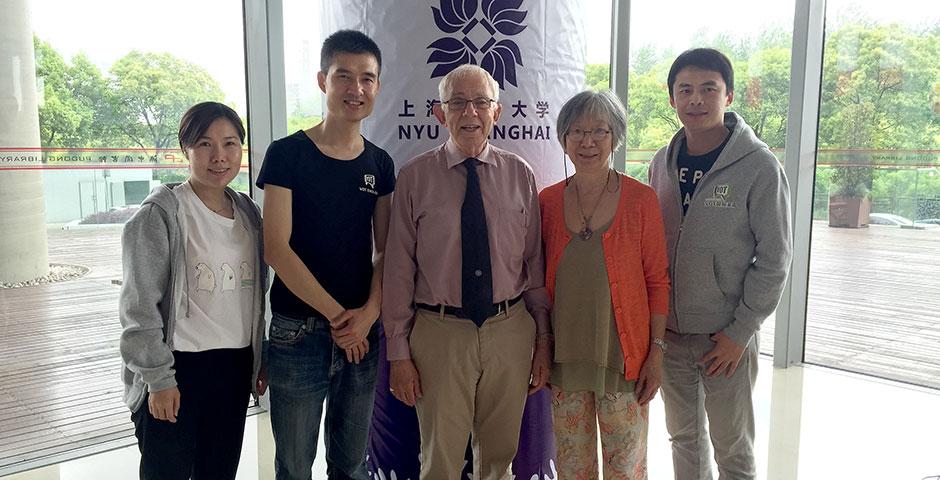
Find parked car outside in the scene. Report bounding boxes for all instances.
[868,213,914,226]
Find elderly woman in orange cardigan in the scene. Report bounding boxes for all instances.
[539,90,671,480]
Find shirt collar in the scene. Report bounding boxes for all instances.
[444,138,496,169]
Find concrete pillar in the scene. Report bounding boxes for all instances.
[0,0,49,284]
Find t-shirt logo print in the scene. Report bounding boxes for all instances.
[364,174,376,189]
[427,0,527,90]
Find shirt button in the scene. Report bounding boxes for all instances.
[616,307,623,314]
[474,270,482,277]
[611,283,618,290]
[606,256,613,263]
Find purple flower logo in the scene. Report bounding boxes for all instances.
[427,0,527,90]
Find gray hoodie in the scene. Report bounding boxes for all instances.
[648,112,792,346]
[119,183,267,412]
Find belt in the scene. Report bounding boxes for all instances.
[416,294,523,320]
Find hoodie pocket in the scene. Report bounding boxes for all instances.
[675,247,735,315]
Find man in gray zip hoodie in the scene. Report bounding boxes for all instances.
[648,48,792,480]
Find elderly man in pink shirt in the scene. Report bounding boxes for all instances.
[382,64,553,480]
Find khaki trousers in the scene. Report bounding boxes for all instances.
[661,331,759,480]
[410,301,536,480]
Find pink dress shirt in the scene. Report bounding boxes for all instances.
[382,139,550,361]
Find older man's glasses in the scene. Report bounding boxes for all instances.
[567,128,612,142]
[443,97,495,111]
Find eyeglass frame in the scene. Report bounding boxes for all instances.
[442,97,497,111]
[565,127,612,142]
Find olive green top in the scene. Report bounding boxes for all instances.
[550,219,635,394]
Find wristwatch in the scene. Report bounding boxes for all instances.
[652,337,667,353]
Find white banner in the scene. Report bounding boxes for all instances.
[322,0,586,189]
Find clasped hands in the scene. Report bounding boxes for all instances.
[330,303,379,364]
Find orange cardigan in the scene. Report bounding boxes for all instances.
[539,175,670,381]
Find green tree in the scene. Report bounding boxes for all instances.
[627,71,679,149]
[818,24,940,150]
[34,37,87,147]
[109,51,225,150]
[287,114,321,133]
[733,47,791,148]
[585,63,610,91]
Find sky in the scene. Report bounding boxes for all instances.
[27,0,940,116]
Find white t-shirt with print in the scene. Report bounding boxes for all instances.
[172,182,256,352]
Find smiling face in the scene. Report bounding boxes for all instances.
[318,51,380,123]
[669,66,734,135]
[564,115,613,175]
[185,118,242,192]
[434,70,501,158]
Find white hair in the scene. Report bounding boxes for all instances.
[437,64,500,106]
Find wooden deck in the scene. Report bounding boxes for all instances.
[1,222,939,473]
[784,222,940,386]
[0,227,128,474]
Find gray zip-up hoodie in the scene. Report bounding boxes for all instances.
[119,183,267,412]
[648,112,792,346]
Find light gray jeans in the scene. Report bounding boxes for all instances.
[661,331,759,480]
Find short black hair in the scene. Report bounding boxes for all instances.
[667,48,734,98]
[320,30,382,75]
[178,102,245,154]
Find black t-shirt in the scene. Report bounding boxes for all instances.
[677,134,730,215]
[255,130,395,318]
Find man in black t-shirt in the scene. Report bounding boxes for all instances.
[255,30,395,480]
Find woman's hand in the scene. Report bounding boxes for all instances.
[634,348,663,405]
[256,363,268,395]
[149,386,181,423]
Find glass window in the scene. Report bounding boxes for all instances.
[0,0,248,470]
[283,0,322,133]
[805,0,940,389]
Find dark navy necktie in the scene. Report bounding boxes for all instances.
[461,158,493,326]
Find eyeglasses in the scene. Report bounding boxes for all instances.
[443,97,496,111]
[567,128,612,142]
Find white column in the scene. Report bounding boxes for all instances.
[0,0,48,284]
[775,0,827,367]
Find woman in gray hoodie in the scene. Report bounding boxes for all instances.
[118,101,267,479]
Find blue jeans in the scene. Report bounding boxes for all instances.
[267,312,379,480]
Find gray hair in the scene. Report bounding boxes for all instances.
[556,90,627,152]
[438,64,500,108]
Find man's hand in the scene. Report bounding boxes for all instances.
[331,304,379,350]
[389,359,423,406]
[528,337,552,395]
[343,339,370,364]
[635,348,663,405]
[701,331,747,377]
[256,363,268,395]
[149,386,180,423]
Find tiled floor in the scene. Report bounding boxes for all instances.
[4,357,938,480]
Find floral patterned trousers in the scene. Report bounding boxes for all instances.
[551,386,649,480]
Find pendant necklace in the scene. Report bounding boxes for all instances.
[574,169,612,240]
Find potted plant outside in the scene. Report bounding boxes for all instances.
[828,166,872,228]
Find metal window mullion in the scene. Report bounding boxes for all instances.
[244,0,287,205]
[610,0,629,171]
[775,0,827,368]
